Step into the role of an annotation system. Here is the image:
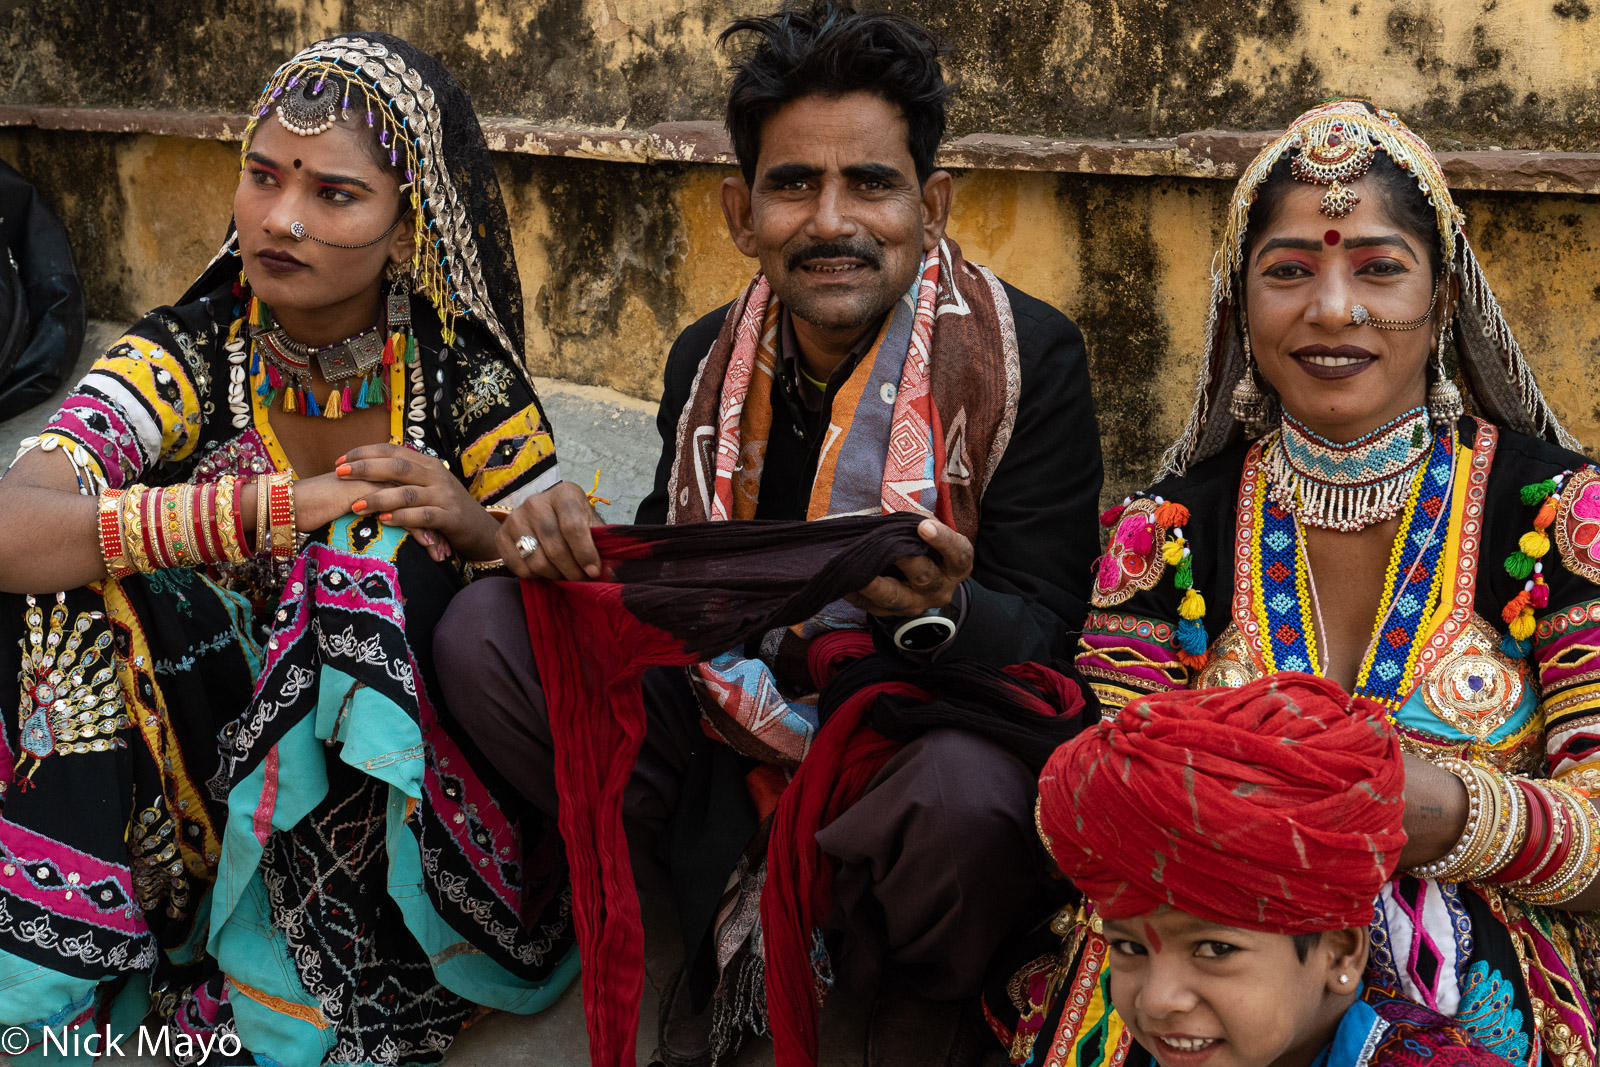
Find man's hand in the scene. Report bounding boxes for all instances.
[848,518,973,616]
[497,481,605,580]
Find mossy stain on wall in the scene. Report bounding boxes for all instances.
[500,153,695,398]
[8,0,1600,148]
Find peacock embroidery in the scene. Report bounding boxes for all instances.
[16,593,129,786]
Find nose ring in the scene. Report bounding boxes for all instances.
[289,221,307,241]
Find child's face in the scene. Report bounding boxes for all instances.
[1102,910,1363,1067]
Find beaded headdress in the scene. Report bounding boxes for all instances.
[238,35,519,363]
[1159,99,1577,477]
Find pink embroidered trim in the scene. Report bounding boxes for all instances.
[253,747,279,845]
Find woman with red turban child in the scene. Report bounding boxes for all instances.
[1069,98,1600,1064]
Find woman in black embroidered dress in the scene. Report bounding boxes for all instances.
[0,34,577,1065]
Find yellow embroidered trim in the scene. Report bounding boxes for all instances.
[1541,686,1600,727]
[114,336,204,463]
[1554,765,1600,796]
[460,407,556,503]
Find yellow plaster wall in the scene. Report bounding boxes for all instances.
[115,137,240,311]
[8,0,1600,147]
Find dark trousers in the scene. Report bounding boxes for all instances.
[434,576,1056,1001]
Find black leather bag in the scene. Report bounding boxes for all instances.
[0,158,85,424]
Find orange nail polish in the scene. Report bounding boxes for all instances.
[335,454,347,465]
[336,463,352,477]
[379,513,392,522]
[352,500,366,512]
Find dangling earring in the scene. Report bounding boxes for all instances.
[1230,308,1270,436]
[386,284,412,333]
[385,259,413,289]
[1427,305,1464,429]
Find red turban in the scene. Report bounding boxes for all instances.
[1037,672,1406,934]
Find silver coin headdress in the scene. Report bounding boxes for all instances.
[240,36,516,361]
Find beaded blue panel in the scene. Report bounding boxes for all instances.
[1256,492,1319,675]
[1255,423,1456,704]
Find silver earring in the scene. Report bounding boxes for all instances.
[1338,974,1349,984]
[1229,311,1270,436]
[385,260,413,289]
[1427,312,1464,429]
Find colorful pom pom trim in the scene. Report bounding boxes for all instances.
[1150,495,1208,671]
[1501,471,1569,656]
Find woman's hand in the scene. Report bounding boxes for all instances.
[497,481,604,580]
[291,471,387,532]
[335,444,500,562]
[1398,752,1470,869]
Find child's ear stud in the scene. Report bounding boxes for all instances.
[1339,974,1350,984]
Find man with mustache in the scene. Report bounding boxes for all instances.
[435,4,1102,1064]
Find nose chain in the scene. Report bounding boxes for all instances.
[1350,277,1440,330]
[287,210,406,249]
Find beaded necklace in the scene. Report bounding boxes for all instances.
[1250,422,1457,707]
[1266,407,1432,532]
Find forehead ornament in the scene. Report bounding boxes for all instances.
[1289,120,1377,220]
[277,76,338,136]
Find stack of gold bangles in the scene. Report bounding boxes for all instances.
[99,473,296,579]
[1407,755,1600,906]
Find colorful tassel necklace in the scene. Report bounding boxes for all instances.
[247,288,415,419]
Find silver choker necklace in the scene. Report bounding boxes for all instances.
[1265,407,1432,532]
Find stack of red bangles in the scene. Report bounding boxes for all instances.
[98,473,296,579]
[1408,754,1600,906]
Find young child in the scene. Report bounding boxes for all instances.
[999,673,1505,1067]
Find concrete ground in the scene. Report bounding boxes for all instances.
[0,322,960,1066]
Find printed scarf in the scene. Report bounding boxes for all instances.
[523,515,930,1067]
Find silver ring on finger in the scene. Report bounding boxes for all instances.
[516,534,539,559]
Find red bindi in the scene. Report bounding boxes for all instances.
[1144,922,1163,953]
[1324,229,1341,247]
